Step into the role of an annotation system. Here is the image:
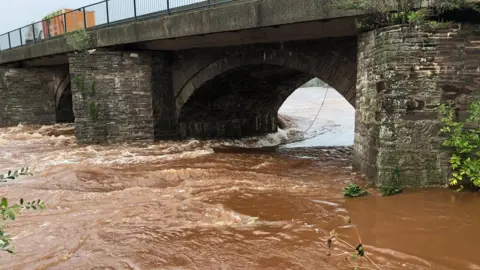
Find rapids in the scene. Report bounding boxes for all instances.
[0,87,479,269]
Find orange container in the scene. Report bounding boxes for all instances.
[42,9,95,38]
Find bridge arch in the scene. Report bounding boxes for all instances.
[175,47,356,138]
[53,70,75,123]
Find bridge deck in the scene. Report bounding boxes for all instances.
[0,0,362,65]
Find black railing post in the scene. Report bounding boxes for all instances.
[83,8,87,29]
[7,32,11,49]
[167,0,170,14]
[63,13,67,33]
[31,24,36,43]
[106,0,110,24]
[133,0,137,19]
[19,28,23,46]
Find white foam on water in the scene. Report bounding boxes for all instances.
[0,86,354,172]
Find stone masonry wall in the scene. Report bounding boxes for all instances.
[355,23,480,187]
[69,51,159,144]
[152,52,177,140]
[0,67,56,127]
[177,64,311,139]
[173,39,358,113]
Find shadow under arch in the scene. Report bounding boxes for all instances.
[56,85,75,123]
[175,47,356,139]
[53,69,75,123]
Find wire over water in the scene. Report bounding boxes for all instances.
[277,85,330,146]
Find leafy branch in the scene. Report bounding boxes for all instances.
[0,198,45,254]
[327,217,381,269]
[0,167,32,182]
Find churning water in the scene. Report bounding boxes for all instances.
[0,87,479,270]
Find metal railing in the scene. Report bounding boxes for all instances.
[0,0,232,51]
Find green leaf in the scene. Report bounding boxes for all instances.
[1,198,7,208]
[7,210,15,220]
[450,178,458,185]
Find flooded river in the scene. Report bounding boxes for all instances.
[0,87,479,269]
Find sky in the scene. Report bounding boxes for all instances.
[0,1,98,34]
[0,0,195,50]
[0,0,198,43]
[0,0,201,35]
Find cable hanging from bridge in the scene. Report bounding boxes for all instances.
[303,84,329,135]
[278,84,330,146]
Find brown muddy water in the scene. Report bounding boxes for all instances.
[0,124,479,270]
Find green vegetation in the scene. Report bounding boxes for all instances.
[42,10,63,21]
[73,74,85,93]
[327,217,380,269]
[0,167,44,254]
[0,168,32,182]
[88,100,99,121]
[379,168,403,196]
[344,168,403,197]
[65,29,92,52]
[440,99,480,189]
[343,184,369,198]
[1,198,45,254]
[337,0,480,31]
[73,74,99,121]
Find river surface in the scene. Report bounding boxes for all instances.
[0,87,479,269]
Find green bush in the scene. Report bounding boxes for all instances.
[440,100,480,188]
[65,29,92,52]
[344,184,369,197]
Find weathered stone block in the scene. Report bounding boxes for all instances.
[0,67,57,127]
[69,51,175,144]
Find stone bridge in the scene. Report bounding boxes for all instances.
[1,0,480,188]
[174,39,357,138]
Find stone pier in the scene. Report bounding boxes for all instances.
[68,50,177,144]
[0,67,57,127]
[354,24,480,187]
